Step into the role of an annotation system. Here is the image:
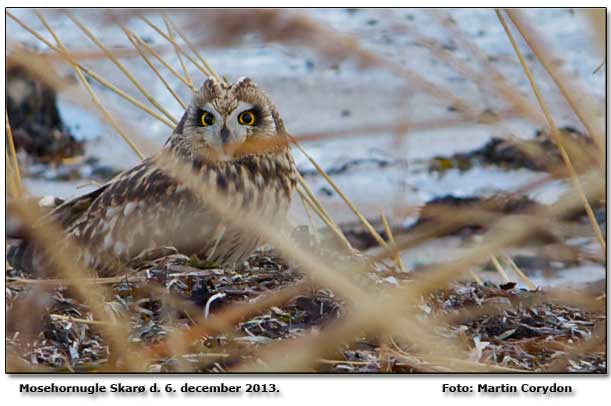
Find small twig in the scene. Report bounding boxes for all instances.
[318,359,372,366]
[50,314,116,326]
[296,176,334,226]
[204,293,226,319]
[184,352,231,360]
[6,275,146,286]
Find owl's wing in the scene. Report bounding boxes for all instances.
[5,183,112,241]
[43,184,112,230]
[64,157,220,269]
[6,182,112,274]
[42,158,157,232]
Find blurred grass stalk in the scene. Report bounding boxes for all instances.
[8,201,143,371]
[496,8,606,255]
[5,112,23,198]
[506,9,605,160]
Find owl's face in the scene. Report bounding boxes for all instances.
[180,77,280,161]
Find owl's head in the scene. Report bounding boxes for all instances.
[168,77,286,162]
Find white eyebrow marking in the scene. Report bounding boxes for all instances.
[235,101,255,113]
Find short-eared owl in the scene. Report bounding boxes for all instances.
[9,77,297,276]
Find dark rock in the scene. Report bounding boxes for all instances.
[319,186,334,196]
[305,59,315,71]
[6,66,84,162]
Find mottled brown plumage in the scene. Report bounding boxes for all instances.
[10,77,297,276]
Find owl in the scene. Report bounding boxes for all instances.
[9,77,297,276]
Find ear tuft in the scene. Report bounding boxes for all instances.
[195,77,223,104]
[235,76,252,86]
[203,76,220,91]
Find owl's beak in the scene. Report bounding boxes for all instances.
[216,125,236,159]
[220,126,231,144]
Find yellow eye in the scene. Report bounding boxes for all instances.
[238,111,255,126]
[201,111,215,126]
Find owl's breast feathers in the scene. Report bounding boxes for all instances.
[15,150,296,275]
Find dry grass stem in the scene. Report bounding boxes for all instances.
[129,30,195,91]
[495,9,607,252]
[162,12,194,90]
[121,25,188,109]
[152,152,479,371]
[506,9,606,160]
[433,9,545,127]
[163,15,222,82]
[496,9,606,255]
[6,275,146,286]
[9,201,144,371]
[468,270,484,286]
[295,175,354,251]
[64,10,178,125]
[50,314,116,326]
[5,111,23,197]
[139,16,215,79]
[35,12,146,161]
[6,149,21,198]
[489,254,511,284]
[8,11,175,130]
[294,141,388,250]
[380,211,407,272]
[503,254,537,290]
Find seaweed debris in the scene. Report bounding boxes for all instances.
[429,127,595,174]
[6,249,605,373]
